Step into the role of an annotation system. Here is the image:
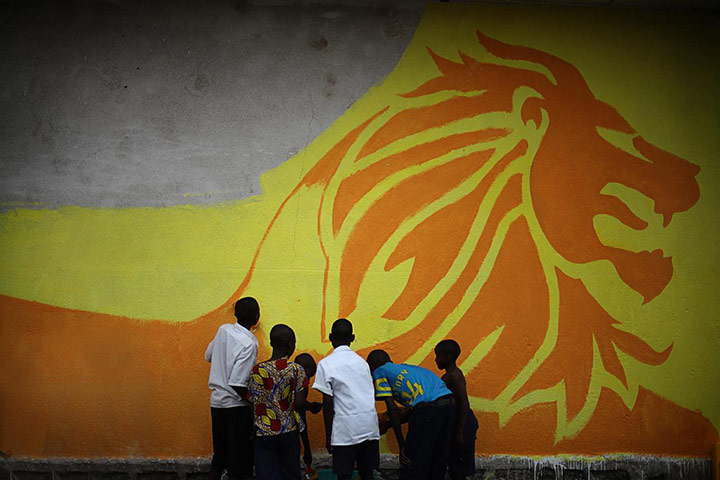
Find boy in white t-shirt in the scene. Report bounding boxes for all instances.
[312,319,380,480]
[205,297,260,480]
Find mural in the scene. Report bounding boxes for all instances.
[1,4,719,458]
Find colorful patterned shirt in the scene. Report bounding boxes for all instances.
[248,358,308,436]
[372,363,451,408]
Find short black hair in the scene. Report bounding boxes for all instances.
[366,349,391,371]
[294,353,316,371]
[435,339,461,361]
[234,297,260,327]
[330,318,353,343]
[269,324,295,348]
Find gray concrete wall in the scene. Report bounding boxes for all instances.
[0,0,422,209]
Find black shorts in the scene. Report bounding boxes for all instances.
[210,406,254,479]
[332,439,380,476]
[448,410,478,478]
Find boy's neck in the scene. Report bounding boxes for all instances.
[444,362,459,374]
[270,349,291,360]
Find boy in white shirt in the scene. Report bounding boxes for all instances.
[312,319,380,480]
[205,297,260,480]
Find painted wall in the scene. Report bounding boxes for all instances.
[1,1,719,459]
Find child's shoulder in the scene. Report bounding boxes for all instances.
[287,360,303,371]
[216,323,232,334]
[442,367,466,383]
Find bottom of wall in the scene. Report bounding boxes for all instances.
[0,455,713,480]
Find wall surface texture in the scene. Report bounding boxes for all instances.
[1,0,719,461]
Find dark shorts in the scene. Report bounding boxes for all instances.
[448,410,478,479]
[254,430,301,480]
[400,396,455,480]
[332,439,380,477]
[210,406,254,479]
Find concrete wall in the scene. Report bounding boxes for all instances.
[0,0,421,209]
[1,0,719,467]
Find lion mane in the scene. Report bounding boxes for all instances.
[241,31,701,440]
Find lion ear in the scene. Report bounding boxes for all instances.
[521,96,546,130]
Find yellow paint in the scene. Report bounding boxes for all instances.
[1,4,719,452]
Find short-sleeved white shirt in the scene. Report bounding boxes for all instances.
[206,323,258,408]
[312,345,379,446]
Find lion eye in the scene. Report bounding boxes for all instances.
[596,127,651,164]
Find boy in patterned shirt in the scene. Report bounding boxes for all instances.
[248,324,312,480]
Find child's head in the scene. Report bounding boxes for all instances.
[234,297,260,329]
[329,318,354,348]
[269,324,296,357]
[434,339,461,370]
[294,353,317,378]
[366,349,391,373]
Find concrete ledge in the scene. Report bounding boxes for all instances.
[0,455,713,480]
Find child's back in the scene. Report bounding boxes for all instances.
[249,357,307,434]
[313,319,379,480]
[248,324,310,480]
[314,342,379,443]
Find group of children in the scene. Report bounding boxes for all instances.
[205,297,478,480]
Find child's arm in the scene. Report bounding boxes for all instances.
[383,397,410,467]
[204,339,213,362]
[322,393,334,454]
[295,386,310,411]
[205,330,219,362]
[295,394,322,415]
[299,417,313,470]
[444,371,468,446]
[228,345,256,400]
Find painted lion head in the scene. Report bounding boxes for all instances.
[239,31,701,440]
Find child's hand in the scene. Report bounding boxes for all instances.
[303,450,313,469]
[399,448,411,467]
[309,402,322,414]
[377,411,390,435]
[453,431,463,448]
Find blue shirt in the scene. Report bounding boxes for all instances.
[372,363,451,407]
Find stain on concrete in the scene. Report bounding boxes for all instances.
[310,34,328,51]
[192,74,208,92]
[383,22,402,39]
[323,72,336,97]
[376,5,403,39]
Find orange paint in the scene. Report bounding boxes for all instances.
[476,388,717,455]
[1,29,715,458]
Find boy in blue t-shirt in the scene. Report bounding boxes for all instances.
[367,349,455,480]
